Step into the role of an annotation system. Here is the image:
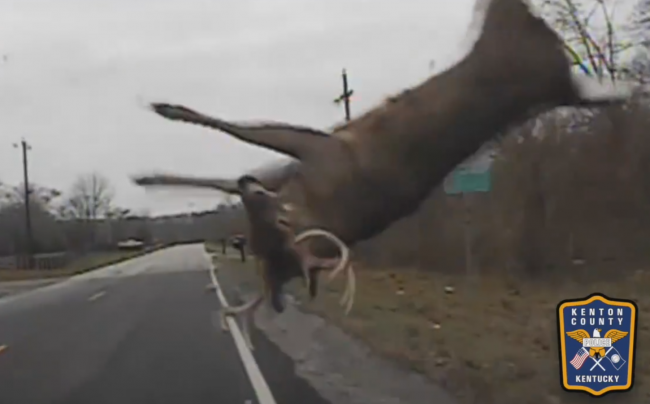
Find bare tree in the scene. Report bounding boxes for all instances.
[541,0,644,82]
[0,181,65,255]
[634,0,650,43]
[61,172,114,220]
[1,182,61,208]
[628,0,650,81]
[55,173,114,250]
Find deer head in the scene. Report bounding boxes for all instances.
[138,0,644,259]
[133,173,353,315]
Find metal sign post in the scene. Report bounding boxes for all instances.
[444,167,491,290]
[462,192,474,279]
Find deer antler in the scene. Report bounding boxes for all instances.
[217,228,353,351]
[294,228,355,315]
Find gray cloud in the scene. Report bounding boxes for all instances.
[0,0,475,215]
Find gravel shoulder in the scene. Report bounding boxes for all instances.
[210,252,459,404]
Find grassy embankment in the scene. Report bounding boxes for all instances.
[206,242,649,404]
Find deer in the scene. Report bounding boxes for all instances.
[133,173,353,350]
[135,0,644,323]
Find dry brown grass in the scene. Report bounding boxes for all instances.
[0,268,81,282]
[215,251,648,404]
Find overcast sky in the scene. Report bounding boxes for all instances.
[0,0,481,216]
[0,0,635,216]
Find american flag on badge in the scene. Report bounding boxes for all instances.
[570,347,590,370]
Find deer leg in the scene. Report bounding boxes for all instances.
[149,103,333,160]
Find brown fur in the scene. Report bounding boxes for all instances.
[141,0,639,260]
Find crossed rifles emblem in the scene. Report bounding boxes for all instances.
[567,328,629,371]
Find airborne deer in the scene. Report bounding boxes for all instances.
[135,0,644,325]
[133,174,352,350]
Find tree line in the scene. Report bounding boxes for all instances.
[0,170,252,258]
[1,172,132,256]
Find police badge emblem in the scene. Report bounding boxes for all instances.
[557,293,637,396]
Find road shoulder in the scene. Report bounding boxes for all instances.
[210,253,458,404]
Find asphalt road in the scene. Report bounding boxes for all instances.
[0,244,330,404]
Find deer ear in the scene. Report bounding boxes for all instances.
[150,103,335,161]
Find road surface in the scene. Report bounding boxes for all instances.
[0,244,330,404]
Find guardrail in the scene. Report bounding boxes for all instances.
[0,252,70,271]
[0,241,203,272]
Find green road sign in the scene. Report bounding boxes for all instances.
[444,168,491,194]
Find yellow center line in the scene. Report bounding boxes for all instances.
[88,291,106,302]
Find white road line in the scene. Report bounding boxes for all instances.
[205,253,277,404]
[88,291,106,301]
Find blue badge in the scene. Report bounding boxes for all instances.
[557,293,637,396]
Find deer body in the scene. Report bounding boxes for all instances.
[137,0,642,255]
[234,9,598,248]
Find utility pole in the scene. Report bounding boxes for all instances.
[333,68,354,121]
[13,139,34,269]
